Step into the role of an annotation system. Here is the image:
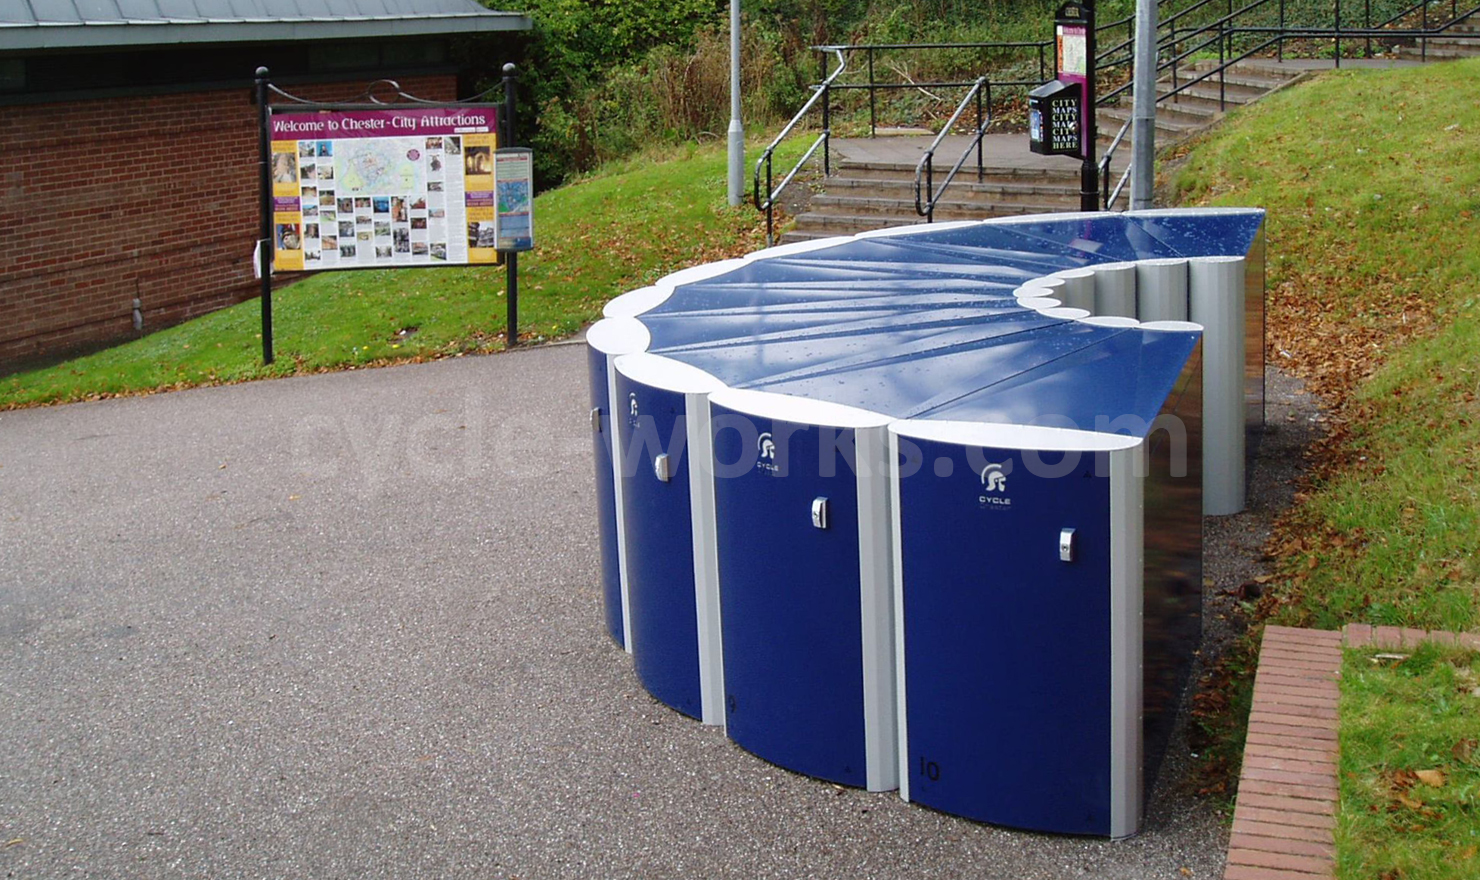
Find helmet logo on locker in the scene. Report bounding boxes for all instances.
[755,432,780,475]
[979,462,1012,508]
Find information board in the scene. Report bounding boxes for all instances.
[1057,24,1088,78]
[494,148,535,252]
[268,106,499,272]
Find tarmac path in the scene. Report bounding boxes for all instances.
[0,344,1227,879]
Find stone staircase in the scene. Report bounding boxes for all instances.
[1095,58,1308,151]
[781,31,1473,242]
[790,161,1085,240]
[1419,14,1480,59]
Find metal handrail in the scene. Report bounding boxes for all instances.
[914,77,993,221]
[753,48,846,245]
[1098,118,1133,209]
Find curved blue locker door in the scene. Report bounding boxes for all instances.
[893,427,1121,836]
[711,405,868,787]
[612,356,714,720]
[587,343,624,647]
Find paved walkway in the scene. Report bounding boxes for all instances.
[1,347,1227,879]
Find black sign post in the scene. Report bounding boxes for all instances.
[255,66,274,364]
[501,63,520,349]
[1028,4,1098,210]
[1057,1,1099,212]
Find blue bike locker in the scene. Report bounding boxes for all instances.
[611,353,726,724]
[586,318,651,650]
[708,388,897,791]
[584,209,1265,837]
[890,421,1145,837]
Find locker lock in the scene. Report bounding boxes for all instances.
[654,453,672,482]
[1059,528,1076,563]
[811,496,829,530]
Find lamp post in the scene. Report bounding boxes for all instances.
[1130,0,1157,209]
[727,0,743,206]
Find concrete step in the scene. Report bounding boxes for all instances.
[1097,106,1205,140]
[832,159,1081,185]
[1420,39,1480,58]
[1431,18,1480,34]
[1183,61,1304,92]
[787,212,931,236]
[1157,76,1271,106]
[1124,97,1222,127]
[818,175,1084,208]
[779,229,850,244]
[810,193,1077,219]
[789,200,1062,235]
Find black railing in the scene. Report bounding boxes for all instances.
[823,41,1049,136]
[751,15,1147,241]
[757,1,1478,236]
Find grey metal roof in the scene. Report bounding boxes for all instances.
[0,1,531,51]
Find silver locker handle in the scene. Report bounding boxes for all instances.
[811,497,829,530]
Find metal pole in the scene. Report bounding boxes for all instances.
[1335,0,1342,68]
[822,81,831,176]
[1279,0,1285,61]
[503,63,520,348]
[765,161,773,246]
[255,67,274,365]
[1081,2,1099,212]
[1130,0,1158,210]
[868,48,877,137]
[727,0,744,206]
[975,80,984,183]
[1365,0,1372,58]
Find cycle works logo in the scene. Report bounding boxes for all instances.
[755,432,780,475]
[978,461,1012,509]
[627,392,639,428]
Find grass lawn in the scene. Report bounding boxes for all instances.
[1339,644,1480,879]
[0,140,803,409]
[1173,57,1480,633]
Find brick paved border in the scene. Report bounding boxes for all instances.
[1224,624,1480,880]
[1224,625,1342,879]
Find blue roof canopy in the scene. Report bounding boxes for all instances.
[612,209,1264,442]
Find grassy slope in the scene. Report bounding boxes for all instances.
[1172,57,1480,872]
[0,142,783,409]
[1174,57,1480,633]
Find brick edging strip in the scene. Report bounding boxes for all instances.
[1223,624,1480,879]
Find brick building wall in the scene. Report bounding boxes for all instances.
[0,74,458,365]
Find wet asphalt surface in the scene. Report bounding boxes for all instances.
[0,342,1316,880]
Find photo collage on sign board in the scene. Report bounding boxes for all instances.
[269,107,499,273]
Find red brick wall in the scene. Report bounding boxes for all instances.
[0,75,458,365]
